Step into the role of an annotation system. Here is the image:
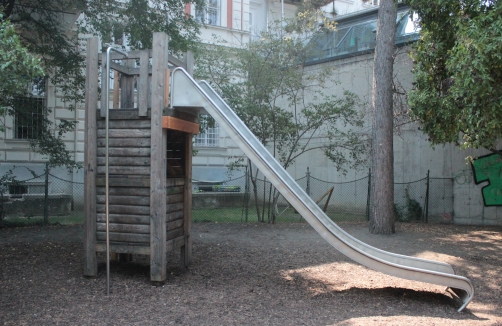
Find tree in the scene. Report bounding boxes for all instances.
[406,0,502,156]
[196,13,370,223]
[369,0,398,234]
[1,0,203,168]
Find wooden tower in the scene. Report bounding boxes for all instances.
[83,33,199,282]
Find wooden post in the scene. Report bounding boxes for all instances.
[138,50,149,116]
[113,70,120,109]
[185,51,194,76]
[120,59,135,109]
[150,32,169,283]
[182,132,193,267]
[84,37,99,277]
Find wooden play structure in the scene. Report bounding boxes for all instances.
[81,33,474,311]
[83,33,199,282]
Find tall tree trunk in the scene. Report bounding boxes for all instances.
[370,0,397,234]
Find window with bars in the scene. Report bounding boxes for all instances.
[194,121,219,147]
[195,0,221,26]
[13,78,46,140]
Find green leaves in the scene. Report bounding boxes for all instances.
[407,0,502,152]
[0,15,44,131]
[81,0,203,52]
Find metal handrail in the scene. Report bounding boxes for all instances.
[104,47,128,296]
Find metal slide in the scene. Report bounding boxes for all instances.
[170,68,474,312]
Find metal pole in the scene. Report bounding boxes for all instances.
[366,168,371,221]
[244,167,249,222]
[425,170,430,223]
[43,163,49,225]
[281,0,284,21]
[306,167,310,196]
[105,47,128,296]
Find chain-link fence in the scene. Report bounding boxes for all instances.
[0,169,84,226]
[394,177,427,222]
[0,166,454,226]
[192,169,455,224]
[193,173,370,223]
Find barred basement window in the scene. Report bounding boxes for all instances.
[13,78,46,140]
[13,97,46,139]
[9,184,27,195]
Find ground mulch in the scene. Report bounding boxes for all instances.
[1,221,501,325]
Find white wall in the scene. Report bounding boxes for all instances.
[322,0,379,17]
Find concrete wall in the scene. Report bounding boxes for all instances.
[302,49,502,225]
[205,46,502,225]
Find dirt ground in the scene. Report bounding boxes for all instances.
[1,221,501,325]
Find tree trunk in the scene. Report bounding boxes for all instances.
[370,0,397,235]
[248,159,262,222]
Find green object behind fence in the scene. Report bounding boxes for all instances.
[472,153,502,206]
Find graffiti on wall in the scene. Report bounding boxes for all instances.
[472,153,502,206]
[454,169,474,185]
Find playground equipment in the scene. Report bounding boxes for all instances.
[84,33,198,284]
[83,32,473,311]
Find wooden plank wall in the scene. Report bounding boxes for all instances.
[96,109,152,250]
[93,110,188,257]
[167,178,185,243]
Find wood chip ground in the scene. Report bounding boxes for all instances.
[1,222,501,325]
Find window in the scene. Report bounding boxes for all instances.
[4,182,47,197]
[362,0,378,6]
[9,184,28,196]
[194,117,219,147]
[306,7,420,63]
[336,21,377,53]
[13,78,46,140]
[195,0,221,26]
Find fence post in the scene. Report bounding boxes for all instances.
[44,163,49,225]
[366,168,371,221]
[244,167,249,222]
[306,167,311,196]
[425,170,430,223]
